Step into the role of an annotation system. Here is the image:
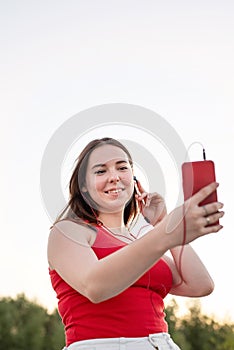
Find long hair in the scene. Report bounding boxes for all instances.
[54,137,138,227]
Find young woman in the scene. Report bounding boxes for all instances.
[47,137,224,350]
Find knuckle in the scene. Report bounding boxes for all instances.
[199,226,206,236]
[199,186,211,198]
[212,203,220,212]
[212,225,220,232]
[197,217,204,226]
[200,186,209,195]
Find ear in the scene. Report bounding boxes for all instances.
[81,186,88,192]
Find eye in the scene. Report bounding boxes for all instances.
[119,166,129,171]
[94,169,106,175]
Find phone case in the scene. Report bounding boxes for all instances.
[182,160,218,224]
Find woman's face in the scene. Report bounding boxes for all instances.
[83,144,134,214]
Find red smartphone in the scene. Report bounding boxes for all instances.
[182,160,219,224]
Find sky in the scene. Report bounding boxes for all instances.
[1,0,234,323]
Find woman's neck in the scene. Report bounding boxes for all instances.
[98,211,125,232]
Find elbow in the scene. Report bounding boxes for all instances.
[202,281,215,296]
[81,271,112,304]
[84,284,107,304]
[87,294,104,304]
[195,280,215,297]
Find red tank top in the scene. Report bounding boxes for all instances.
[49,225,173,346]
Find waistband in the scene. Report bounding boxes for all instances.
[64,333,181,350]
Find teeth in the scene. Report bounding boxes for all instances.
[107,189,122,194]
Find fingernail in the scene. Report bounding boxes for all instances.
[144,216,150,223]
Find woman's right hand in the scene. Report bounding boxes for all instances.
[164,182,224,247]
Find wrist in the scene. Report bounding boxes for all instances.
[155,211,184,251]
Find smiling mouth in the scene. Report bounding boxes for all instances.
[104,189,123,194]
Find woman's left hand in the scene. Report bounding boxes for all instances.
[134,180,167,226]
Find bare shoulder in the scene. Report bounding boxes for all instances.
[48,220,99,274]
[50,220,97,247]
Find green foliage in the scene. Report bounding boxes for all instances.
[0,294,234,349]
[43,308,65,350]
[165,299,234,350]
[0,294,65,350]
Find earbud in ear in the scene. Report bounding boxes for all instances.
[133,176,137,182]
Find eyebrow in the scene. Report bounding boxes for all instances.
[91,160,128,170]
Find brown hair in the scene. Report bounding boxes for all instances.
[54,137,138,227]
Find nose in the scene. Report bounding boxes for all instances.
[109,171,120,183]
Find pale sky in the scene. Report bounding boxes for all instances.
[1,0,234,322]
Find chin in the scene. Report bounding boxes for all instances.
[97,199,127,213]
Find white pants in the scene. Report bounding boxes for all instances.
[64,333,181,350]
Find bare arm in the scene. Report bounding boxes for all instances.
[162,195,223,297]
[48,220,170,303]
[48,182,224,303]
[163,244,215,297]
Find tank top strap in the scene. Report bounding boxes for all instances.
[92,225,126,248]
